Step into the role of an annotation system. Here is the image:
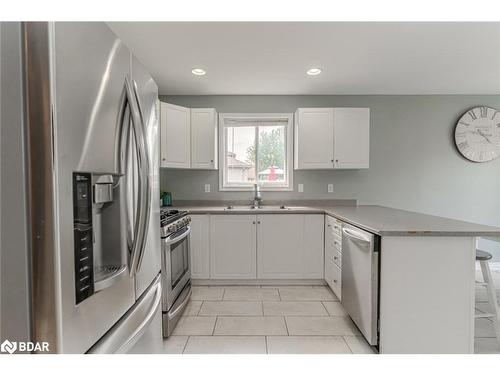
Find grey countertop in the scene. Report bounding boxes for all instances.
[171,203,500,237]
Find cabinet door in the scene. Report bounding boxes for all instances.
[160,103,190,168]
[257,214,324,279]
[333,108,370,169]
[294,108,334,169]
[302,214,325,278]
[191,108,218,170]
[257,214,303,278]
[210,215,257,279]
[189,215,210,279]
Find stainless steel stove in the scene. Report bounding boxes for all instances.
[159,208,192,337]
[160,208,190,238]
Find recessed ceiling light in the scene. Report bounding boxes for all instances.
[191,68,206,76]
[306,68,322,76]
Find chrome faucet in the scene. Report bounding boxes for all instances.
[253,184,262,208]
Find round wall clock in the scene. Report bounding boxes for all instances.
[454,106,500,162]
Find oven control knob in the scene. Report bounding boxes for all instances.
[168,224,176,232]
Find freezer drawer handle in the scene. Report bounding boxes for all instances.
[87,275,162,354]
[342,227,371,244]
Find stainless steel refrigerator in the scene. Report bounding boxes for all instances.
[0,22,162,353]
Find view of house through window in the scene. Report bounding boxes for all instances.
[221,115,292,190]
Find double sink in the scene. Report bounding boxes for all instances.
[224,205,290,211]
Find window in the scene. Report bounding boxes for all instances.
[219,113,293,191]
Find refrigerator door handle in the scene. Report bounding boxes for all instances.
[118,104,138,275]
[131,79,152,273]
[124,76,150,275]
[87,274,162,354]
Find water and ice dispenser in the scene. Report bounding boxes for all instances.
[72,172,128,304]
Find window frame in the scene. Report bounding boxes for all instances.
[218,113,294,192]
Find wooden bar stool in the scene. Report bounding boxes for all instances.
[475,249,500,341]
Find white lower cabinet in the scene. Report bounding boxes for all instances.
[209,214,257,279]
[189,214,210,279]
[191,213,325,280]
[329,260,342,299]
[256,214,324,279]
[324,215,343,299]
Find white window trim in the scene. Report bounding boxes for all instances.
[219,113,294,192]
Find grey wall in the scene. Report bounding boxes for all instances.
[160,95,500,256]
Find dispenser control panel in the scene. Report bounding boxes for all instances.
[73,173,95,304]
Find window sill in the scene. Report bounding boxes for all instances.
[219,186,293,192]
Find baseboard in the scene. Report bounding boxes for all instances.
[191,279,326,286]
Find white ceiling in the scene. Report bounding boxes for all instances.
[108,22,500,95]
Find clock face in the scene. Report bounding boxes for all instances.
[455,106,500,162]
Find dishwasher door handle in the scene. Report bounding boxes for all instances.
[342,227,371,244]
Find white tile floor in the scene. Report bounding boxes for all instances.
[162,266,500,354]
[162,285,375,354]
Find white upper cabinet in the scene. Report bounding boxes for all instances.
[160,102,191,168]
[294,107,370,169]
[294,108,335,169]
[333,108,370,169]
[190,108,218,169]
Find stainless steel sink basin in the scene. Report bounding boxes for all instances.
[224,205,289,211]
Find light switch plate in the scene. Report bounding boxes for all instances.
[298,183,304,193]
[327,184,334,193]
[204,184,211,193]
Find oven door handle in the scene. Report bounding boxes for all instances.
[165,225,191,246]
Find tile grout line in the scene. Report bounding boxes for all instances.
[197,301,204,316]
[321,301,331,316]
[212,314,218,336]
[283,316,290,336]
[182,336,190,354]
[341,335,354,354]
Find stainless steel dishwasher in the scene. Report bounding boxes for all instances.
[341,223,380,346]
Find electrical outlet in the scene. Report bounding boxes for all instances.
[327,184,334,193]
[204,184,211,193]
[298,184,304,193]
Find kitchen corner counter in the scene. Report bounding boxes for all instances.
[322,205,500,237]
[173,203,500,237]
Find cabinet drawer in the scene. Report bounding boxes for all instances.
[332,250,342,268]
[332,233,342,252]
[330,261,342,300]
[326,215,342,236]
[325,243,334,264]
